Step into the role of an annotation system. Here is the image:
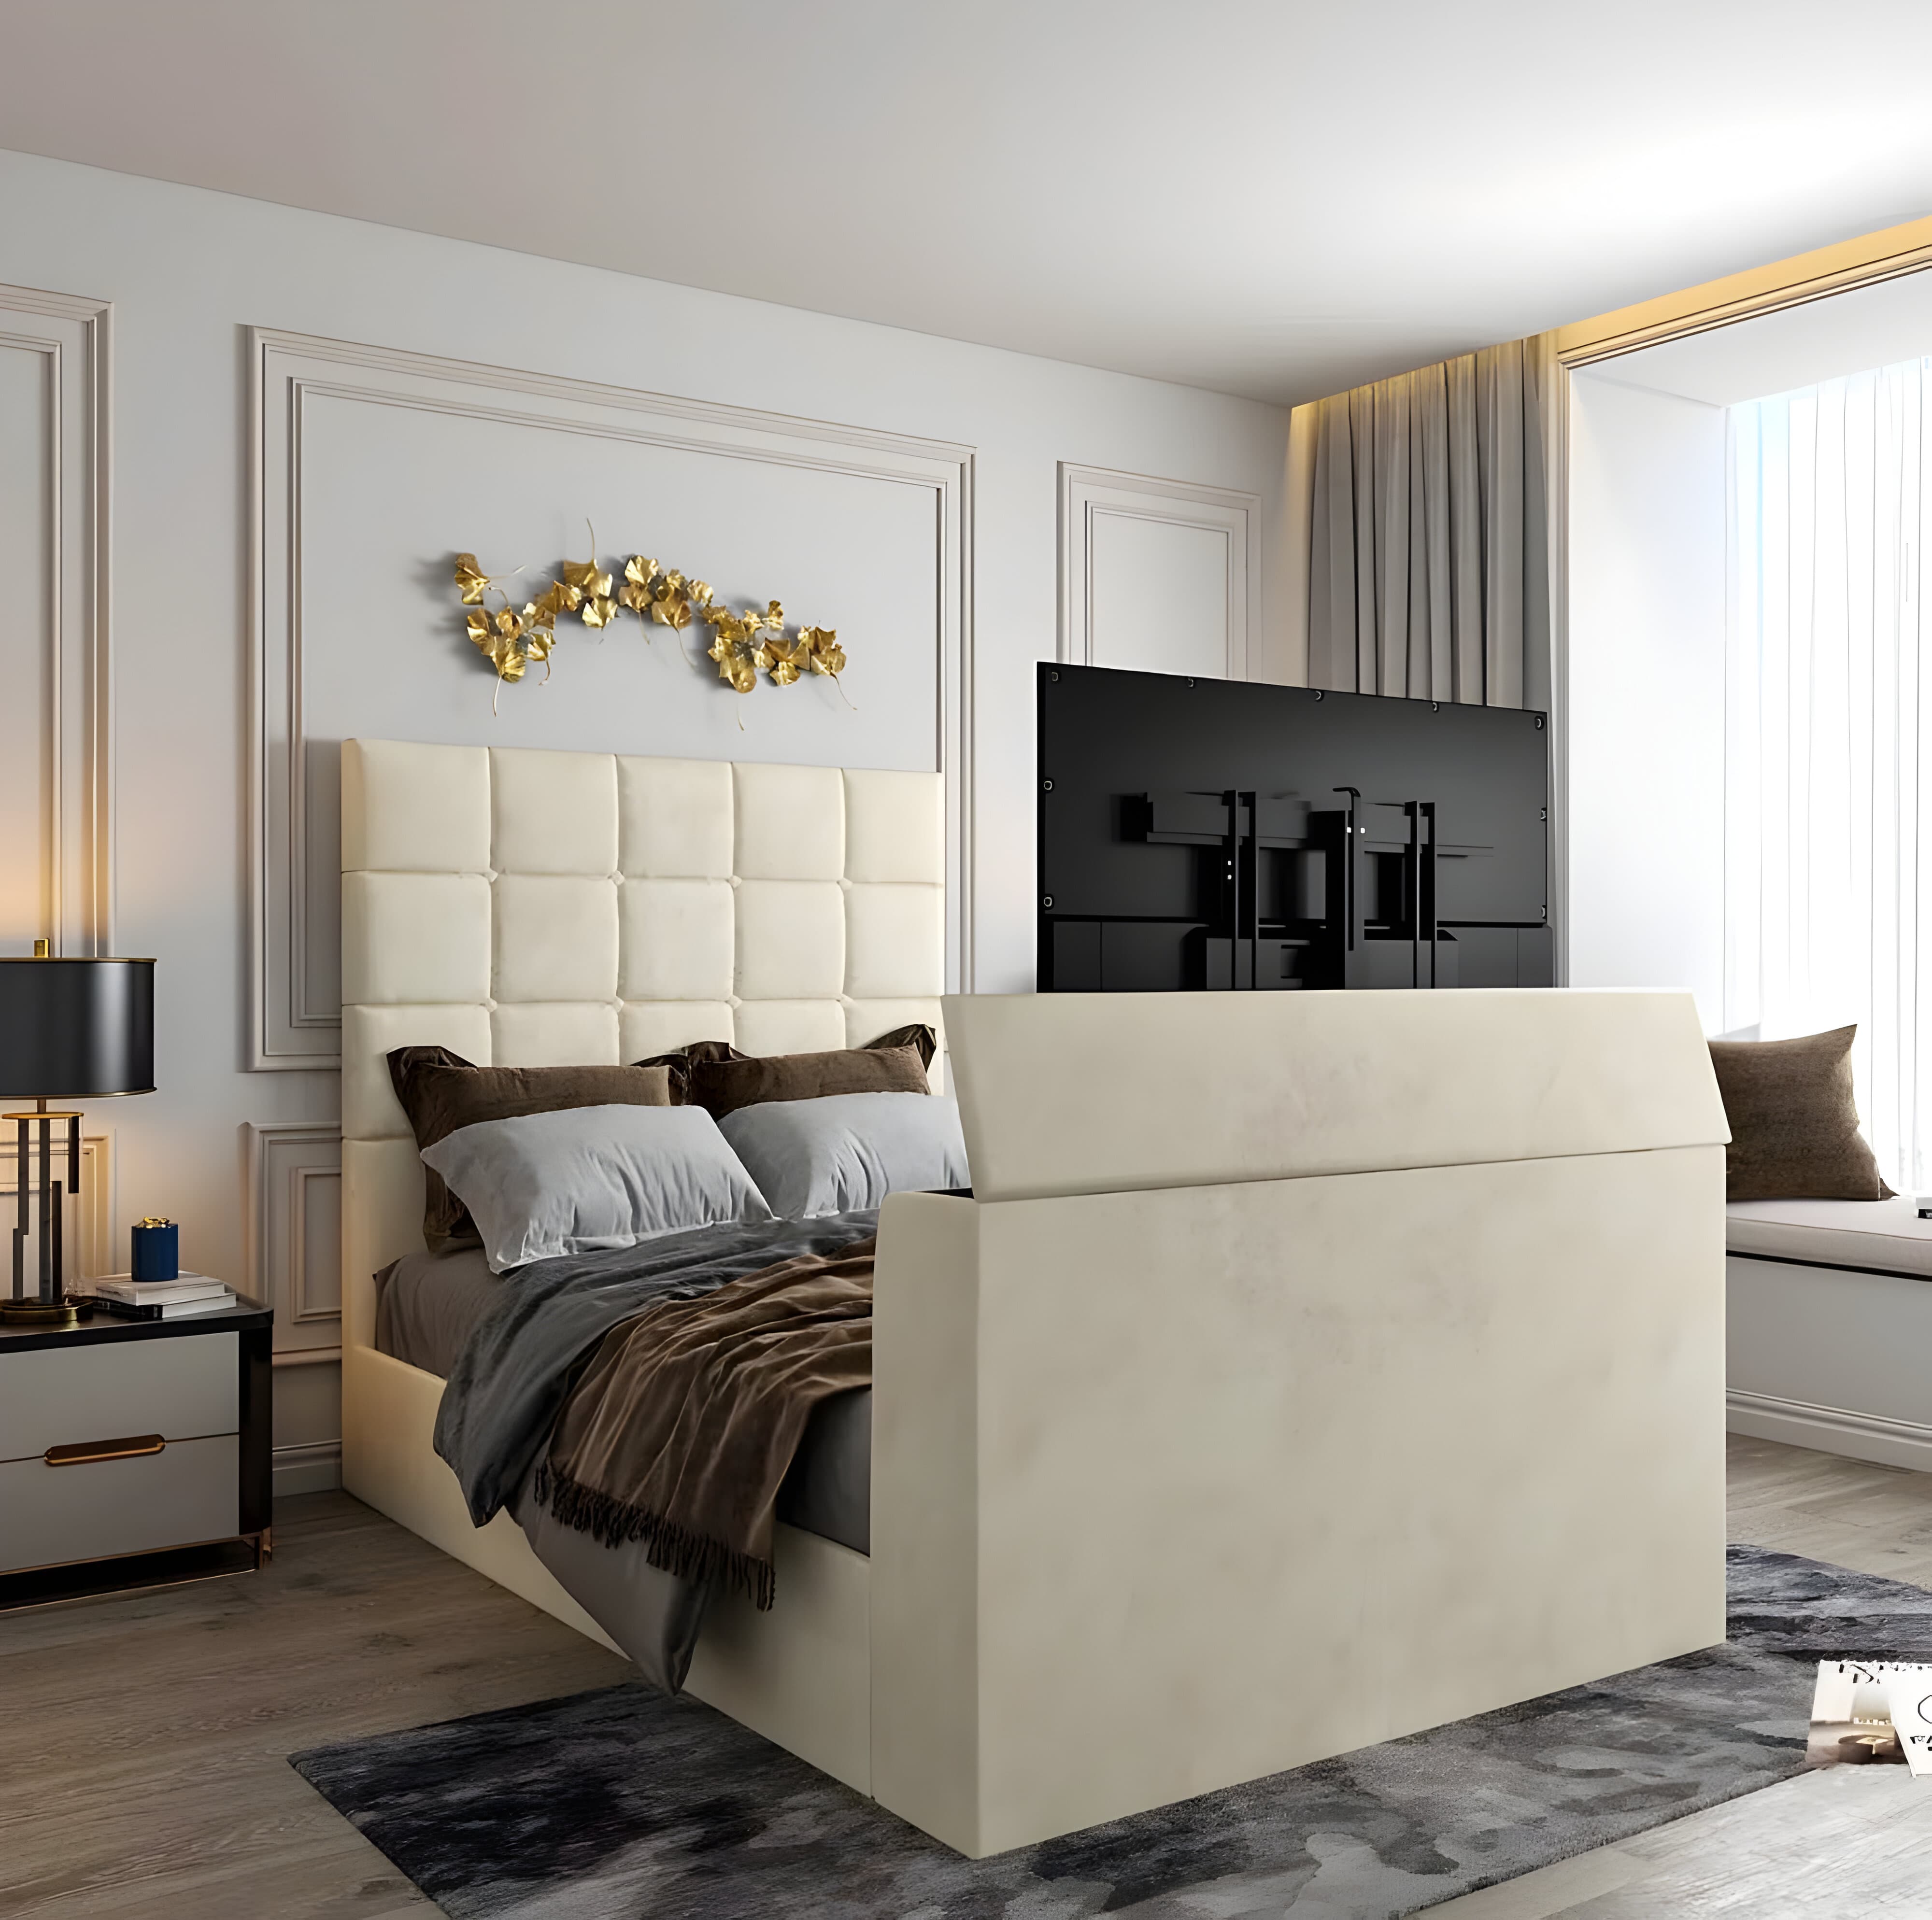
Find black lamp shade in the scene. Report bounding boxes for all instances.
[0,958,155,1099]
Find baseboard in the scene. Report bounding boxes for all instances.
[273,1439,343,1496]
[1727,1390,1932,1473]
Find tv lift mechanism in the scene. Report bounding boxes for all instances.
[1140,787,1492,990]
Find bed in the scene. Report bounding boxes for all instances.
[340,735,1733,1858]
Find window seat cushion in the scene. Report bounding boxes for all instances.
[1727,1196,1932,1278]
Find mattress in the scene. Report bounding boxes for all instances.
[374,1243,872,1555]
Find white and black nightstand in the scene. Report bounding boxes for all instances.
[0,1299,272,1608]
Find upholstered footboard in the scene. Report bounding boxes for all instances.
[867,988,1731,1857]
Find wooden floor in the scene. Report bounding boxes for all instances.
[1428,1434,1932,1920]
[4,1435,1932,1918]
[0,1493,630,1919]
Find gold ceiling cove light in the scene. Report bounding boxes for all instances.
[453,527,847,707]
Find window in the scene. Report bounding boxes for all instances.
[1726,360,1929,1188]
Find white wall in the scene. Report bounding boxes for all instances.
[1564,371,1727,1024]
[0,151,1289,1483]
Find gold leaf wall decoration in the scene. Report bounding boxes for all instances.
[758,634,808,685]
[452,533,842,703]
[798,626,846,676]
[454,554,492,605]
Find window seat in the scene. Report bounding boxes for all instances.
[1726,1197,1932,1472]
[1728,1196,1932,1280]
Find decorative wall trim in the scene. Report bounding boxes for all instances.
[248,327,976,1068]
[1727,1388,1932,1474]
[242,1120,342,1358]
[0,283,112,957]
[0,1129,112,1282]
[290,1161,341,1323]
[1547,344,1572,985]
[1556,219,1932,371]
[1057,462,1257,678]
[272,1438,342,1496]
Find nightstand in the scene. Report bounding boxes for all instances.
[0,1300,272,1607]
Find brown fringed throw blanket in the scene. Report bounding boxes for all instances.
[535,1238,875,1610]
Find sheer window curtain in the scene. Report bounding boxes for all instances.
[1727,361,1930,1191]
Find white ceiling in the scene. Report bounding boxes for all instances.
[7,0,1932,407]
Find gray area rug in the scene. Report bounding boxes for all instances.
[292,1545,1932,1918]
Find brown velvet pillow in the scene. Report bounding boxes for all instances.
[643,1023,937,1120]
[1707,1025,1894,1202]
[387,1046,683,1247]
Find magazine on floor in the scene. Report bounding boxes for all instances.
[1808,1660,1932,1771]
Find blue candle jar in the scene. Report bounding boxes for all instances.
[131,1217,179,1283]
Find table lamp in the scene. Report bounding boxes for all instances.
[0,941,155,1329]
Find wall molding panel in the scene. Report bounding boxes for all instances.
[0,283,112,958]
[1057,462,1257,679]
[242,1120,342,1363]
[249,328,976,1069]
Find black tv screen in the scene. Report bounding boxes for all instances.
[1037,663,1550,992]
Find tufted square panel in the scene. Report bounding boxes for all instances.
[618,756,734,879]
[341,1002,494,1140]
[619,1000,735,1060]
[846,883,945,1001]
[342,739,491,875]
[734,763,844,880]
[494,875,619,1003]
[491,747,619,875]
[492,1002,621,1067]
[342,871,493,1006]
[619,879,735,1002]
[734,999,849,1058]
[342,743,945,1186]
[736,880,844,1001]
[844,768,944,884]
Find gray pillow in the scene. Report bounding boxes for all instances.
[719,1091,969,1219]
[421,1104,772,1273]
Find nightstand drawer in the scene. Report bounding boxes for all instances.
[0,1334,238,1462]
[0,1434,240,1572]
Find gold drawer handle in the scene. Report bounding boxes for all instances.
[44,1435,166,1467]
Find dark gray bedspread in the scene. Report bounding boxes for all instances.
[383,1224,876,1555]
[429,1210,879,1530]
[401,1212,880,1693]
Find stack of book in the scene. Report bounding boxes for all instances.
[90,1273,236,1320]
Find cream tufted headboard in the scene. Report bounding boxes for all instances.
[338,739,944,1347]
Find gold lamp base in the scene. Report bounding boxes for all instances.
[0,1296,84,1330]
[6,1093,92,1332]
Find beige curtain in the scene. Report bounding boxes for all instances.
[1307,336,1552,709]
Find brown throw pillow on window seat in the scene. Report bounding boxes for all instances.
[644,1023,937,1120]
[1706,1024,1894,1202]
[387,1047,683,1248]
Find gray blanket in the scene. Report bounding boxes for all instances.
[431,1211,879,1693]
[434,1209,881,1527]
